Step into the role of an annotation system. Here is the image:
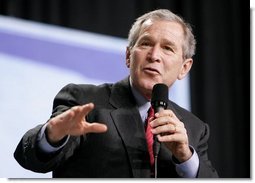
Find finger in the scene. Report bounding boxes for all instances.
[151,123,177,135]
[70,103,93,116]
[157,133,187,143]
[150,115,173,128]
[53,109,75,125]
[58,109,75,122]
[83,123,108,134]
[155,110,180,123]
[70,103,94,123]
[81,103,95,116]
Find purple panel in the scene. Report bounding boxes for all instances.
[0,31,129,82]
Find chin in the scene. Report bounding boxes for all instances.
[147,78,163,87]
[133,75,162,94]
[140,80,158,92]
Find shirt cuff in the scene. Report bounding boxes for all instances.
[174,146,199,178]
[37,123,70,153]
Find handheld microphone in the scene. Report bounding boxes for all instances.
[151,83,169,158]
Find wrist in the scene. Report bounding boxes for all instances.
[45,125,68,147]
[46,121,66,143]
[174,146,193,163]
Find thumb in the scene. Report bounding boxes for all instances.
[84,123,108,133]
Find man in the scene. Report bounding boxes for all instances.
[14,9,218,178]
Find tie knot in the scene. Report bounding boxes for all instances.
[145,106,155,130]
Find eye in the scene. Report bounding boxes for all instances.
[164,45,174,52]
[140,41,151,47]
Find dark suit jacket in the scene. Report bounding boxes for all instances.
[14,78,218,178]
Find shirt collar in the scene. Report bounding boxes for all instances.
[129,78,149,107]
[129,78,151,123]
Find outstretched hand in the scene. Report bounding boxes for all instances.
[46,103,107,144]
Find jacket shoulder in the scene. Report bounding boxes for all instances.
[54,83,113,105]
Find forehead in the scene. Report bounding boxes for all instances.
[139,19,184,44]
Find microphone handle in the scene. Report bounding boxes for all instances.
[153,106,164,157]
[153,106,165,178]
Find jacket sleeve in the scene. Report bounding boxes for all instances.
[196,123,219,178]
[13,84,84,173]
[13,124,81,173]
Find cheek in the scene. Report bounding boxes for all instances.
[165,57,183,72]
[163,62,182,82]
[130,51,144,69]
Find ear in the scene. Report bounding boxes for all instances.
[177,58,193,80]
[126,47,131,68]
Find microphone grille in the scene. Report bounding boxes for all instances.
[151,83,169,104]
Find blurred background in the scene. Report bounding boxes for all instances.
[0,0,250,178]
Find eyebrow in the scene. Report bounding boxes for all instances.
[139,35,177,46]
[137,35,151,42]
[162,38,178,49]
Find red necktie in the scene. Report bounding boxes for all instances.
[145,106,155,167]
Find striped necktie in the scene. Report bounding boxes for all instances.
[145,106,155,167]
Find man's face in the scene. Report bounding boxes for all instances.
[126,20,193,99]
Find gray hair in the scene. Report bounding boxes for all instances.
[127,9,196,59]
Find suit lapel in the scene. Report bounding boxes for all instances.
[167,101,183,121]
[108,78,185,177]
[109,78,151,177]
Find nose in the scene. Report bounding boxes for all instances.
[148,44,161,62]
